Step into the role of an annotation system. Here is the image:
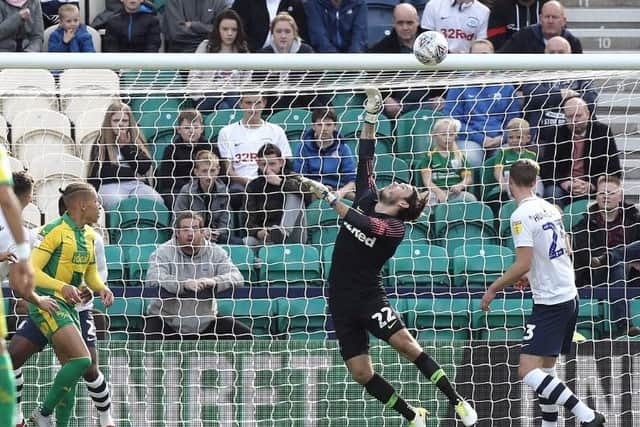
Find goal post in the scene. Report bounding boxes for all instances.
[3,53,640,426]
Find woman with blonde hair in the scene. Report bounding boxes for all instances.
[87,101,164,210]
[258,12,313,54]
[419,118,477,205]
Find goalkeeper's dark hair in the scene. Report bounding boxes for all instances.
[398,187,428,222]
[59,182,96,208]
[12,170,33,199]
[509,159,540,188]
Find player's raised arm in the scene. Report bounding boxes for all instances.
[354,88,384,200]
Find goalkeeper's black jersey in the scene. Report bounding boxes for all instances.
[328,139,405,305]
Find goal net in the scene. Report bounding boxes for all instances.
[3,53,640,426]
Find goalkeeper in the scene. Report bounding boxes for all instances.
[293,88,477,427]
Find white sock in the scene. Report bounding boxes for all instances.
[539,367,558,427]
[523,368,595,423]
[14,367,24,421]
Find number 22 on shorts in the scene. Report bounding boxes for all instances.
[371,307,397,329]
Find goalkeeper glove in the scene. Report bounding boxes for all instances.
[293,176,337,206]
[364,87,383,125]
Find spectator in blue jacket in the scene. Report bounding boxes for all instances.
[521,36,598,145]
[103,0,161,52]
[293,107,356,199]
[305,0,367,53]
[48,3,95,52]
[443,40,522,167]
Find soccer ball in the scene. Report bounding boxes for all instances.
[413,31,448,65]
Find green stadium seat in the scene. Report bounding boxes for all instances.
[94,296,147,340]
[402,297,470,342]
[374,154,411,187]
[577,299,604,339]
[321,245,334,280]
[563,199,594,232]
[387,243,450,287]
[104,244,125,286]
[257,244,323,286]
[471,298,533,341]
[394,108,440,168]
[306,199,351,248]
[126,244,158,285]
[217,298,277,338]
[131,96,183,141]
[276,297,328,339]
[219,244,256,284]
[498,200,518,250]
[330,92,365,115]
[108,198,172,246]
[432,201,498,256]
[267,109,311,140]
[478,155,501,202]
[203,109,241,141]
[149,129,176,165]
[338,108,392,154]
[404,218,430,244]
[452,244,514,287]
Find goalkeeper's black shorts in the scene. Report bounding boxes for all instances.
[330,297,406,361]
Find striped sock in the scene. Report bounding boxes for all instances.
[86,372,112,413]
[364,373,415,421]
[14,367,24,421]
[0,353,16,427]
[539,367,558,427]
[523,368,595,423]
[414,352,460,405]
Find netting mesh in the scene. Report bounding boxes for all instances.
[2,65,640,426]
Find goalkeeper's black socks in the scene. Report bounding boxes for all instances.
[364,373,416,421]
[523,368,596,423]
[414,352,461,405]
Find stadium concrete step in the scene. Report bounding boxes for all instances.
[623,179,640,199]
[566,8,640,27]
[562,0,638,7]
[570,29,640,51]
[599,114,640,135]
[619,137,640,154]
[622,158,640,179]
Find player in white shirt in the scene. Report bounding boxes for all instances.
[7,192,115,427]
[481,159,605,427]
[420,0,489,53]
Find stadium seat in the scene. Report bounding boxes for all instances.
[120,70,184,94]
[321,244,334,280]
[74,108,108,158]
[203,109,241,141]
[498,200,518,250]
[307,199,351,248]
[11,109,76,163]
[276,297,328,340]
[267,109,312,141]
[330,92,365,115]
[432,201,498,256]
[395,108,440,170]
[29,153,86,223]
[563,198,594,232]
[471,298,533,341]
[43,24,102,52]
[131,97,182,141]
[126,244,158,285]
[404,217,430,244]
[374,154,411,186]
[576,299,604,339]
[22,203,42,229]
[94,296,147,340]
[387,243,450,287]
[0,114,7,148]
[0,69,57,124]
[402,297,471,342]
[338,108,393,154]
[366,1,394,46]
[257,244,323,287]
[59,69,119,125]
[108,197,172,246]
[104,244,125,286]
[478,155,501,202]
[217,298,278,338]
[452,244,514,287]
[219,244,256,284]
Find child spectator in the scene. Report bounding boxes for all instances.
[41,0,80,28]
[103,0,161,53]
[48,3,95,52]
[0,0,44,52]
[86,101,164,210]
[187,9,250,112]
[493,118,541,201]
[419,118,476,205]
[293,107,355,199]
[174,151,232,244]
[156,109,217,207]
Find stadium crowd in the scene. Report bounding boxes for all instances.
[0,0,636,345]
